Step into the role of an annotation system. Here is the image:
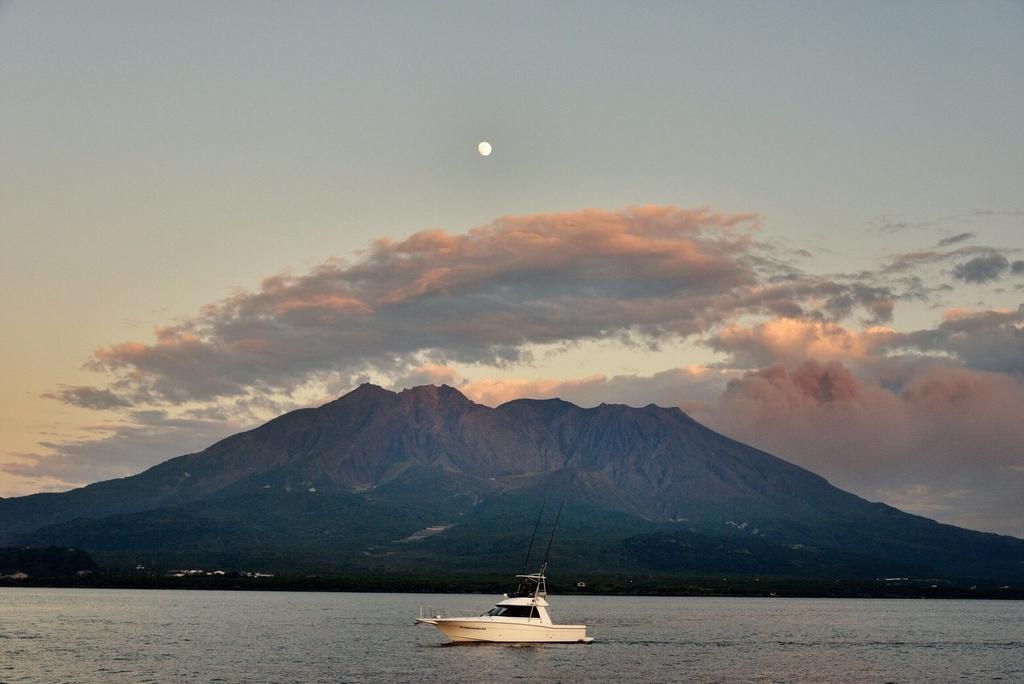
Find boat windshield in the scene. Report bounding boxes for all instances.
[483,605,537,618]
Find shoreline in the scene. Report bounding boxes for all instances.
[3,573,1021,599]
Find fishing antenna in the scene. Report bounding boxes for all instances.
[521,500,546,573]
[540,499,565,571]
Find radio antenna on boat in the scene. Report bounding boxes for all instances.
[540,499,564,571]
[521,500,546,573]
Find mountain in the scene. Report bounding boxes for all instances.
[2,384,1022,580]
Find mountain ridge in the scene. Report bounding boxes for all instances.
[2,384,1021,580]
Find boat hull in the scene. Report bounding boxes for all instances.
[417,618,593,643]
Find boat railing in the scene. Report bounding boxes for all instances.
[512,570,547,599]
[417,605,452,620]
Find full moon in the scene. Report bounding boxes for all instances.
[477,141,492,156]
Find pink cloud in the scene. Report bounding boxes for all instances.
[71,206,909,407]
[391,363,461,390]
[707,362,1024,535]
[460,375,612,407]
[706,318,889,368]
[76,206,788,404]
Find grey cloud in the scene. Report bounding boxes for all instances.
[937,232,975,247]
[968,208,1024,218]
[953,254,1010,283]
[727,276,897,326]
[879,306,1024,375]
[882,245,1009,274]
[877,209,1023,234]
[41,385,132,410]
[83,207,766,403]
[878,220,914,233]
[1012,260,1024,275]
[4,412,237,486]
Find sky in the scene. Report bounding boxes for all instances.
[1,1,1022,535]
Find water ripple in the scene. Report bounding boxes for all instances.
[0,589,1021,683]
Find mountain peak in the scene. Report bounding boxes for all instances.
[320,382,396,411]
[347,382,394,397]
[402,383,464,395]
[398,383,477,410]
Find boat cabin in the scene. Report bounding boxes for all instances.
[485,595,553,625]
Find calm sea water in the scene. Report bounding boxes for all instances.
[1,588,1021,683]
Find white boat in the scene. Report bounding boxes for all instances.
[416,567,593,643]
